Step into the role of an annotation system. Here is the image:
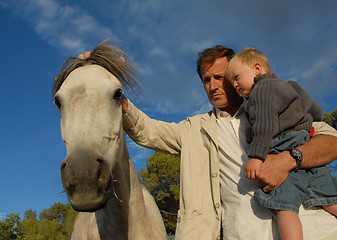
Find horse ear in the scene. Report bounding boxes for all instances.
[117,54,126,69]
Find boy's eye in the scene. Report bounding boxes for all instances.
[234,75,239,80]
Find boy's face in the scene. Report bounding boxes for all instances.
[227,59,257,97]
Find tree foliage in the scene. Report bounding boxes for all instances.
[0,203,78,240]
[323,108,337,130]
[0,213,21,239]
[23,210,37,221]
[138,151,180,237]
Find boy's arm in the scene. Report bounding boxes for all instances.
[246,82,284,160]
[245,158,263,179]
[256,123,337,192]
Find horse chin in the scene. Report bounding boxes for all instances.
[69,192,110,212]
[67,177,112,212]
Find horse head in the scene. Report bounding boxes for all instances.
[53,43,138,212]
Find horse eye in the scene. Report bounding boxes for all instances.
[113,89,123,100]
[54,96,62,109]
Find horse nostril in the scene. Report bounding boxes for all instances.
[61,162,67,170]
[96,159,104,181]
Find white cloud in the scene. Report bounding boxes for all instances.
[149,46,168,58]
[5,0,115,53]
[3,0,336,114]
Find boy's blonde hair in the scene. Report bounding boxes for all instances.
[230,47,272,73]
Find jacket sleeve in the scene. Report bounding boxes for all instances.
[312,121,337,137]
[123,100,182,155]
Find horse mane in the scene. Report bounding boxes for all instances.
[53,41,140,97]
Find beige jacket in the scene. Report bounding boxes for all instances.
[123,100,337,240]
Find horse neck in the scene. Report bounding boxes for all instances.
[95,134,149,238]
[112,135,144,205]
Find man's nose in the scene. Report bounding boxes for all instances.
[209,77,218,91]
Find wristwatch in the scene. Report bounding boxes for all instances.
[289,148,303,172]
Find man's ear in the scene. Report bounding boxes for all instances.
[254,62,263,76]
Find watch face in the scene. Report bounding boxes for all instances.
[291,149,302,160]
[291,148,303,171]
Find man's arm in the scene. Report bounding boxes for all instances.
[256,125,337,192]
[122,98,183,155]
[298,134,337,168]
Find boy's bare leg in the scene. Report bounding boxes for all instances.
[277,210,303,240]
[322,205,337,217]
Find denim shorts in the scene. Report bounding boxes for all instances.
[253,130,337,213]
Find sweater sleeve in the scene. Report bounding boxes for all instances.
[288,81,323,121]
[246,82,281,159]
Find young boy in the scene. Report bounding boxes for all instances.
[226,47,337,240]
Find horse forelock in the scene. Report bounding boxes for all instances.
[53,43,140,97]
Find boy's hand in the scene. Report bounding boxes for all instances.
[245,158,263,179]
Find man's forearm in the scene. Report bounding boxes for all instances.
[257,134,337,192]
[297,134,337,168]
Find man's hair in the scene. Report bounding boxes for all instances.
[230,47,272,73]
[196,45,235,80]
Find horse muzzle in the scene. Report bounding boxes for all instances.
[60,149,112,212]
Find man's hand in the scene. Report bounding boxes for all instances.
[255,133,337,192]
[245,158,263,179]
[77,50,129,115]
[121,95,128,115]
[78,51,91,59]
[254,151,295,192]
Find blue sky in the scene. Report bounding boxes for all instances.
[1,0,336,220]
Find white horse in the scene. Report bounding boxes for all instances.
[53,43,168,240]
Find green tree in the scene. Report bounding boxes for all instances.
[138,151,180,237]
[23,210,37,220]
[20,218,42,240]
[323,108,337,130]
[18,203,77,240]
[39,202,68,223]
[0,213,22,239]
[62,205,78,237]
[36,219,67,240]
[38,202,77,239]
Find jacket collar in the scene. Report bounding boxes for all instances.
[201,99,246,146]
[201,109,218,147]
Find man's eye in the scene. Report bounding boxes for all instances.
[203,78,210,83]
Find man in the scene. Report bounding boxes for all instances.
[80,46,337,239]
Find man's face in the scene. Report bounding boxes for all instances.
[201,57,241,114]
